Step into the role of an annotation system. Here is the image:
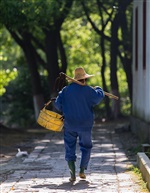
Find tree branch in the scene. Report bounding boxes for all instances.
[7,29,24,48]
[81,0,111,42]
[31,35,45,52]
[57,0,74,27]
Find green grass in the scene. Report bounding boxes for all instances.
[128,166,148,191]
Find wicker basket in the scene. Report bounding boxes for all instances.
[37,100,64,132]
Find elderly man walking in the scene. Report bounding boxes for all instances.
[54,67,104,182]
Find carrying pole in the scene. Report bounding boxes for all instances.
[60,72,119,100]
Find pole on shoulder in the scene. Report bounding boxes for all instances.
[60,72,119,100]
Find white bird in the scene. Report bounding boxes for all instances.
[16,148,28,158]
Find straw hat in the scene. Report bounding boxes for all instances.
[73,67,94,80]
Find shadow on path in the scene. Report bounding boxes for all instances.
[32,179,95,191]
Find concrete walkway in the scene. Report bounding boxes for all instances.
[0,124,149,193]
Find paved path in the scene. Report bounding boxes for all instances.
[0,125,149,193]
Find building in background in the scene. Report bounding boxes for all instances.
[131,0,150,142]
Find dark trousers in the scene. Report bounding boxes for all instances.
[64,130,93,169]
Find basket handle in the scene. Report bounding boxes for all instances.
[44,100,51,107]
[44,97,56,107]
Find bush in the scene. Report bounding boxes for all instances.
[1,66,34,128]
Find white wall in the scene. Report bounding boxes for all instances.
[145,1,150,121]
[132,0,150,122]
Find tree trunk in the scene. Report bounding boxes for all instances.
[123,58,132,102]
[110,14,120,119]
[100,35,112,118]
[22,33,45,119]
[57,31,68,73]
[9,31,45,119]
[119,8,133,101]
[44,29,60,96]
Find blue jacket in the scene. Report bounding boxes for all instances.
[54,83,104,131]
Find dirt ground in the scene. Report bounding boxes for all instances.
[0,124,47,164]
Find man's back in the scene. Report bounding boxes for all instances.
[55,83,104,131]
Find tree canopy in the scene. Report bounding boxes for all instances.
[0,0,133,127]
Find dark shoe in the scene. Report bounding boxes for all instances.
[79,167,86,179]
[79,172,86,179]
[69,177,76,182]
